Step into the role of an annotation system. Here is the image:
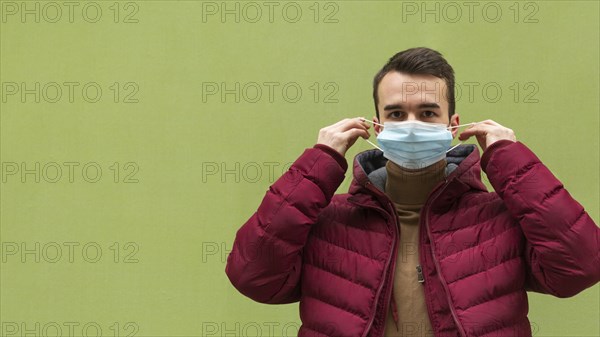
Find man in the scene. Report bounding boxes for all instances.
[225,47,600,337]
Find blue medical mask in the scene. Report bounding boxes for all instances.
[376,120,453,169]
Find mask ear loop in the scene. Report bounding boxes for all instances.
[360,118,384,127]
[447,122,478,130]
[365,139,383,151]
[446,122,480,153]
[360,118,385,151]
[446,143,462,153]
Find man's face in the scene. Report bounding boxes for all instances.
[374,71,459,137]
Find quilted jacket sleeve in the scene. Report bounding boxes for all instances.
[481,140,600,298]
[225,145,347,304]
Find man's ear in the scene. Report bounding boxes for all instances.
[373,116,382,135]
[449,114,460,138]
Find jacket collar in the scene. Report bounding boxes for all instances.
[348,145,488,203]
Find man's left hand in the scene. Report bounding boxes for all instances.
[458,119,516,152]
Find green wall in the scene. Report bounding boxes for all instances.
[1,1,598,336]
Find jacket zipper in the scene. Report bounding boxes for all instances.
[356,182,399,337]
[416,265,425,283]
[423,181,468,337]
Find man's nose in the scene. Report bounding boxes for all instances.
[406,113,418,121]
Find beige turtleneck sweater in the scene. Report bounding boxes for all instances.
[383,159,446,337]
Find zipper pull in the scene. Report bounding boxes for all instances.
[416,265,425,283]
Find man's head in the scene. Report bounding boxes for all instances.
[372,47,459,136]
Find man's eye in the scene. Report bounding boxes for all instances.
[423,111,437,118]
[389,111,403,119]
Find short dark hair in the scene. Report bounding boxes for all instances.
[372,47,455,120]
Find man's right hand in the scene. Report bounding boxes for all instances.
[317,117,371,157]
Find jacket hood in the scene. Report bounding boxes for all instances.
[348,144,488,200]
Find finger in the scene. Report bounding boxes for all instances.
[329,118,351,129]
[480,119,501,127]
[458,124,489,140]
[342,128,370,141]
[338,118,370,132]
[360,117,380,127]
[458,132,472,141]
[351,117,371,130]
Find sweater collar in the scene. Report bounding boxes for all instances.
[348,144,488,200]
[385,159,447,206]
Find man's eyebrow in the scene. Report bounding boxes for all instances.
[419,103,441,109]
[383,104,403,111]
[383,103,441,111]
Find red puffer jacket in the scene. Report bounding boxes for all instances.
[225,140,600,337]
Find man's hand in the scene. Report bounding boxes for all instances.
[317,118,371,157]
[458,119,516,152]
